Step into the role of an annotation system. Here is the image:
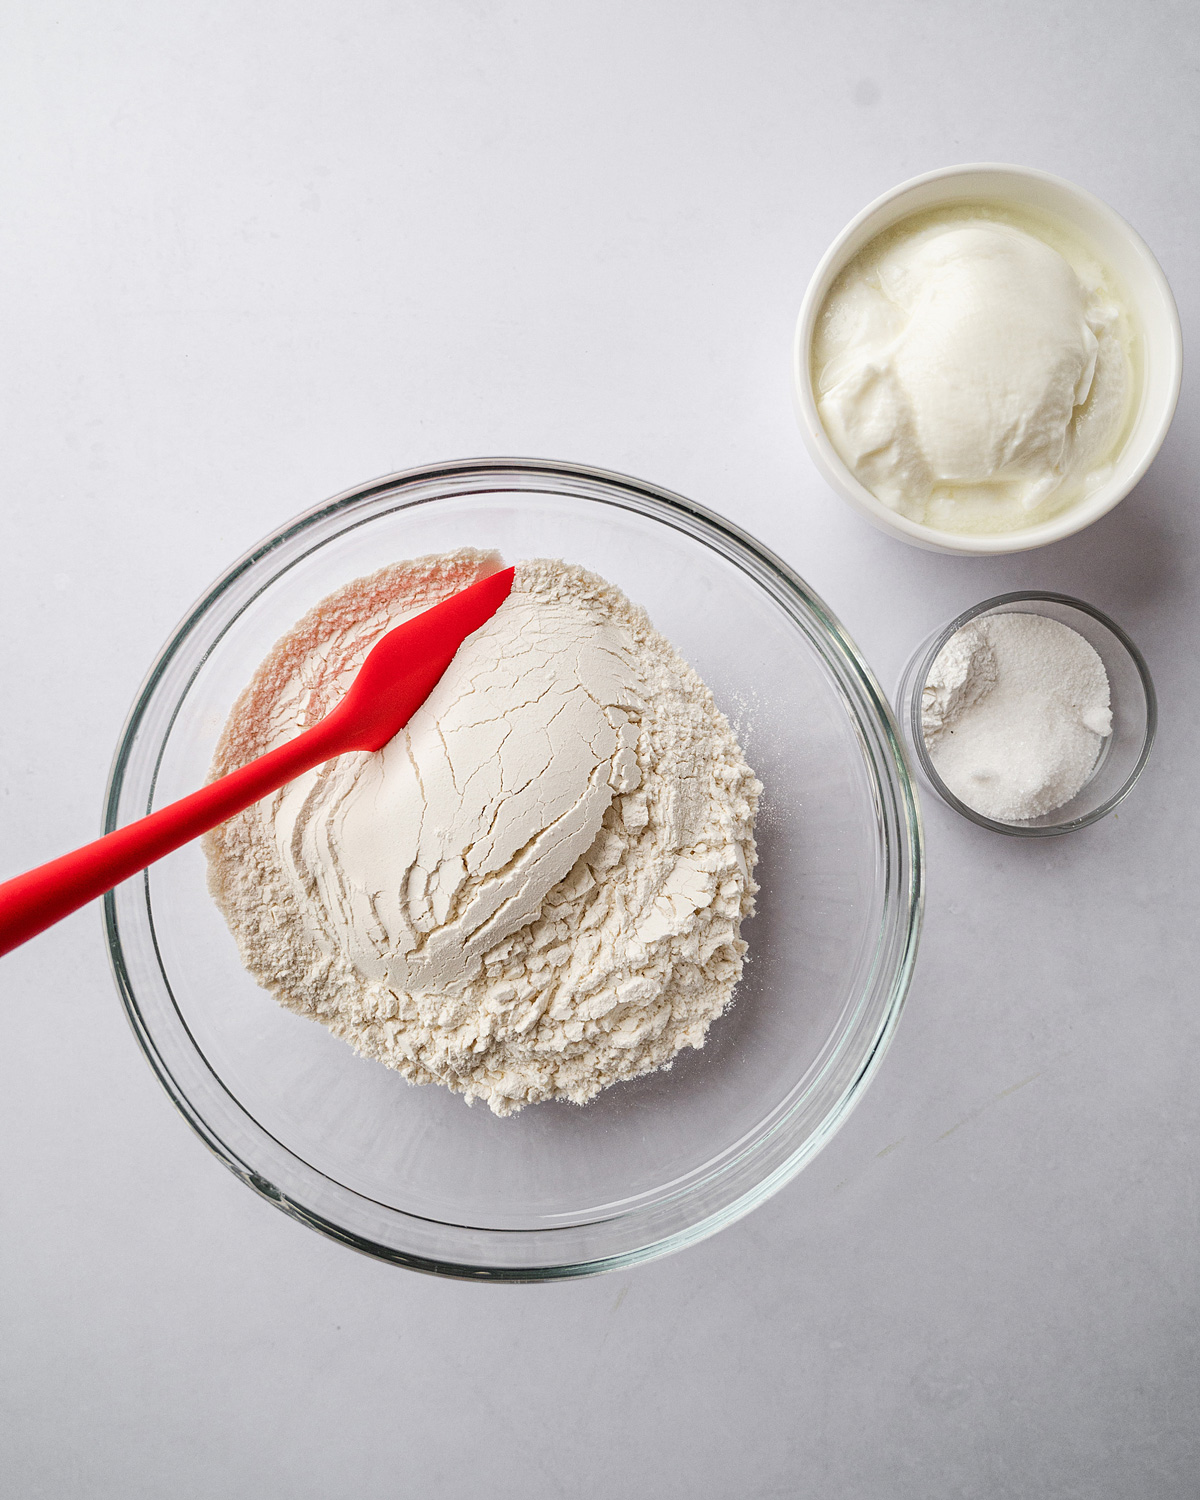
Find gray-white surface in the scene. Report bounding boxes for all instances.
[2,3,1197,1495]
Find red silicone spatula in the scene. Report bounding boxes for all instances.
[0,566,515,958]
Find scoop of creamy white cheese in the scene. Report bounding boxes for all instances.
[813,213,1132,532]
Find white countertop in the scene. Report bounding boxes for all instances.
[2,4,1197,1495]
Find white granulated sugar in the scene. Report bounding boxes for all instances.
[921,612,1111,823]
[205,550,761,1115]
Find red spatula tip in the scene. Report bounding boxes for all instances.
[458,564,516,620]
[337,564,516,752]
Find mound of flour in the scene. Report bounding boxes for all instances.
[204,551,760,1115]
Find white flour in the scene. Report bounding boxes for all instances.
[921,612,1111,823]
[205,551,760,1115]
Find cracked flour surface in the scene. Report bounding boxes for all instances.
[205,550,760,1115]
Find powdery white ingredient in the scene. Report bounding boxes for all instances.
[921,612,1112,823]
[204,550,761,1116]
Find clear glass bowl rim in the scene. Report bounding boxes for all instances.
[103,456,925,1280]
[897,590,1157,837]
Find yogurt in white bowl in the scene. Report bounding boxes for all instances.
[793,164,1182,556]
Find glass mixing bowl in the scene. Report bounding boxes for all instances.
[104,459,923,1280]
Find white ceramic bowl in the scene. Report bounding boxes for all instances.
[793,164,1183,556]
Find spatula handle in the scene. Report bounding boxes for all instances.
[0,716,344,957]
[0,567,515,959]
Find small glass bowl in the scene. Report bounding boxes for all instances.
[895,592,1156,836]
